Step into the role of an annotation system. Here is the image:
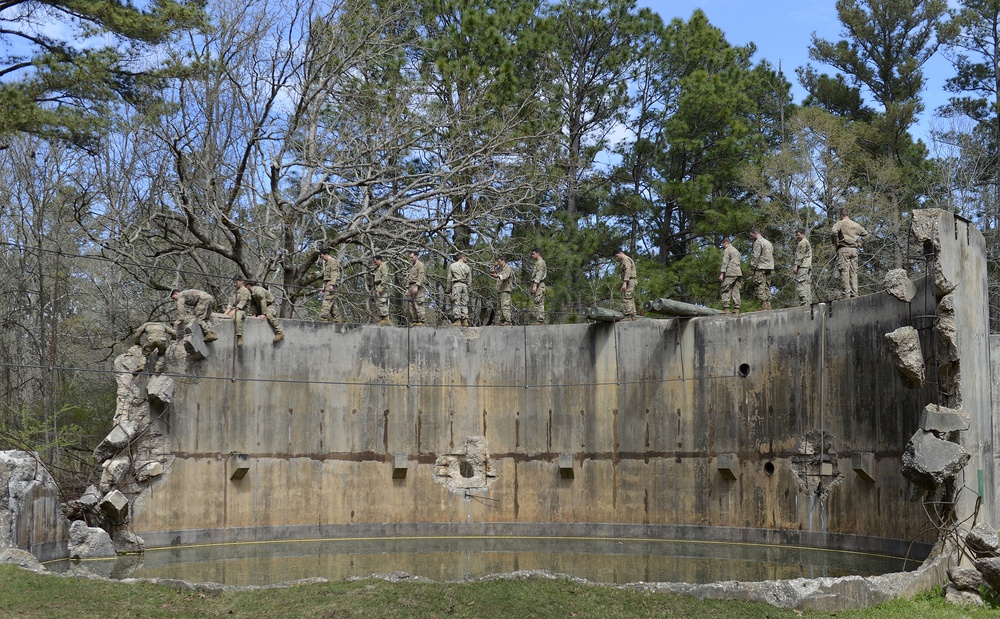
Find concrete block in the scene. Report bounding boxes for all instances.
[852,452,876,482]
[392,453,408,479]
[558,453,574,479]
[68,520,115,559]
[883,269,916,302]
[78,485,101,507]
[717,453,737,480]
[884,326,924,389]
[229,453,250,480]
[147,375,175,406]
[820,462,834,476]
[135,461,163,482]
[919,403,970,434]
[99,489,129,524]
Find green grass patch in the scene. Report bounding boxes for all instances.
[1,564,996,619]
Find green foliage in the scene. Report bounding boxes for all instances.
[0,0,205,147]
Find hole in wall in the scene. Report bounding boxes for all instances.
[739,363,751,377]
[764,462,775,476]
[459,461,475,478]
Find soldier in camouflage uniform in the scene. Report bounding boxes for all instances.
[133,321,176,373]
[405,251,427,326]
[830,210,869,299]
[718,238,742,315]
[490,257,513,325]
[318,248,342,323]
[372,254,391,325]
[170,288,218,342]
[615,249,638,320]
[749,228,775,310]
[793,228,812,306]
[530,248,546,324]
[246,280,284,343]
[447,253,472,326]
[222,276,251,347]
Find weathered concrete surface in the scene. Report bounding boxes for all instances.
[0,451,69,560]
[884,269,917,302]
[131,295,938,547]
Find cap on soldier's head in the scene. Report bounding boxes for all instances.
[319,247,329,256]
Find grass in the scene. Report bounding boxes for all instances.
[1,565,997,619]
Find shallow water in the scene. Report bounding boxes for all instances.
[46,536,921,586]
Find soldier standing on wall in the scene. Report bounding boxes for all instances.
[245,280,284,343]
[490,257,513,326]
[171,288,219,342]
[831,210,869,299]
[793,228,813,306]
[749,228,775,310]
[372,254,391,326]
[614,249,638,320]
[718,238,742,315]
[405,250,427,326]
[447,253,472,327]
[318,248,342,323]
[530,248,546,325]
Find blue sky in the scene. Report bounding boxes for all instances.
[639,0,956,143]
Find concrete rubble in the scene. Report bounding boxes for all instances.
[966,522,999,557]
[901,430,970,491]
[883,269,916,302]
[434,436,497,492]
[884,326,924,389]
[68,520,115,559]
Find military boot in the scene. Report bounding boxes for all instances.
[378,318,391,326]
[762,301,772,311]
[273,332,284,343]
[204,331,219,343]
[462,319,470,327]
[451,319,463,326]
[236,335,244,347]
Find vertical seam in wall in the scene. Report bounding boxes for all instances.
[820,303,828,483]
[522,324,529,389]
[613,321,620,386]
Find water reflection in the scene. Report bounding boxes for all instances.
[47,537,920,586]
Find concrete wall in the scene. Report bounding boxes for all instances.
[128,210,992,558]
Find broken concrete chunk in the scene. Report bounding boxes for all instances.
[93,421,137,462]
[967,522,1000,557]
[884,326,924,389]
[977,556,1000,591]
[78,485,101,507]
[134,461,163,482]
[919,404,970,435]
[0,548,44,571]
[901,430,970,490]
[112,529,145,554]
[146,375,175,406]
[944,583,984,607]
[99,489,130,524]
[948,565,983,591]
[101,455,132,487]
[883,269,916,302]
[68,520,115,559]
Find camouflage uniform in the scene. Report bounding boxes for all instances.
[750,235,775,308]
[249,284,284,342]
[229,283,252,341]
[133,322,176,372]
[831,216,869,298]
[175,289,217,340]
[320,255,342,322]
[794,236,813,306]
[447,258,472,325]
[531,255,546,324]
[406,257,427,325]
[618,253,637,318]
[494,262,513,325]
[373,260,390,324]
[719,244,742,312]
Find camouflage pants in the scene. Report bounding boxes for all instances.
[451,282,469,320]
[532,283,546,324]
[407,288,426,323]
[838,247,859,298]
[321,287,341,322]
[622,278,637,316]
[375,286,389,319]
[234,309,247,336]
[498,291,512,324]
[753,269,772,303]
[260,307,283,335]
[720,276,741,310]
[180,298,213,334]
[795,268,812,306]
[141,337,168,358]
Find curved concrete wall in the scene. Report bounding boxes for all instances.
[129,210,991,559]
